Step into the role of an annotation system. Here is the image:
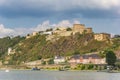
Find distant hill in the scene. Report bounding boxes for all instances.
[0,33,120,65]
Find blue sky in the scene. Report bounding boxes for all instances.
[0,0,120,37]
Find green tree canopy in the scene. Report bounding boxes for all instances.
[46,28,53,32]
[105,50,117,66]
[73,51,80,55]
[66,27,72,31]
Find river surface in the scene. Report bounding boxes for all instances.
[0,70,120,80]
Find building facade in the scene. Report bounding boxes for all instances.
[8,48,15,55]
[69,54,106,64]
[73,24,93,34]
[54,56,65,64]
[94,33,111,41]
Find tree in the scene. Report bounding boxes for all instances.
[46,28,53,32]
[66,27,72,31]
[48,59,54,64]
[73,51,80,55]
[105,50,117,66]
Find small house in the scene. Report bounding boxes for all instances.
[54,56,65,64]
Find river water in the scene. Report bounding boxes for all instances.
[0,70,120,80]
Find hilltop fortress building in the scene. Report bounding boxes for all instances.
[46,24,93,41]
[26,24,111,41]
[52,24,93,36]
[73,24,92,34]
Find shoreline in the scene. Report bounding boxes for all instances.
[0,68,120,73]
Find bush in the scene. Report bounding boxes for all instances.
[66,28,72,31]
[73,51,80,55]
[88,64,94,70]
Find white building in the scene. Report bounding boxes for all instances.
[54,56,65,64]
[43,31,52,35]
[8,48,15,55]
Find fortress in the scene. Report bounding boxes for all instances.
[73,24,92,34]
[46,24,93,41]
[26,24,111,41]
[53,24,93,35]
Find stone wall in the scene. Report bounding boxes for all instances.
[94,33,111,41]
[73,24,85,34]
[58,31,73,36]
[86,28,93,33]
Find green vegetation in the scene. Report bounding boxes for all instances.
[0,36,25,58]
[99,51,106,58]
[10,33,110,64]
[12,34,47,64]
[66,27,72,31]
[105,50,117,66]
[74,64,105,70]
[111,38,120,50]
[47,59,54,64]
[73,51,80,55]
[0,32,120,65]
[46,28,53,32]
[56,28,60,30]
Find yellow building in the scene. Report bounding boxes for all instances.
[73,24,93,34]
[86,28,93,33]
[73,24,85,34]
[26,32,38,39]
[94,33,111,41]
[32,32,38,36]
[52,27,73,36]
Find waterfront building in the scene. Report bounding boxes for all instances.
[54,56,65,64]
[69,54,106,64]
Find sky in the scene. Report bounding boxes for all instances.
[0,0,120,37]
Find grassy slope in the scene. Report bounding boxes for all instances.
[8,33,111,64]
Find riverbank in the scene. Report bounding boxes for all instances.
[1,67,120,73]
[1,64,120,73]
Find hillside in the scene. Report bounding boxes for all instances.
[0,36,25,58]
[4,33,113,65]
[1,33,120,65]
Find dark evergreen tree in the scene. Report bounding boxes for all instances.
[105,50,117,66]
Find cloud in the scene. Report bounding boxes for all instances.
[2,0,119,10]
[13,28,33,36]
[0,24,12,37]
[33,20,80,31]
[73,20,80,24]
[0,24,32,37]
[0,0,6,5]
[0,19,120,37]
[0,24,14,37]
[0,20,80,37]
[118,10,120,14]
[56,20,72,27]
[0,24,14,33]
[32,20,51,31]
[0,0,120,19]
